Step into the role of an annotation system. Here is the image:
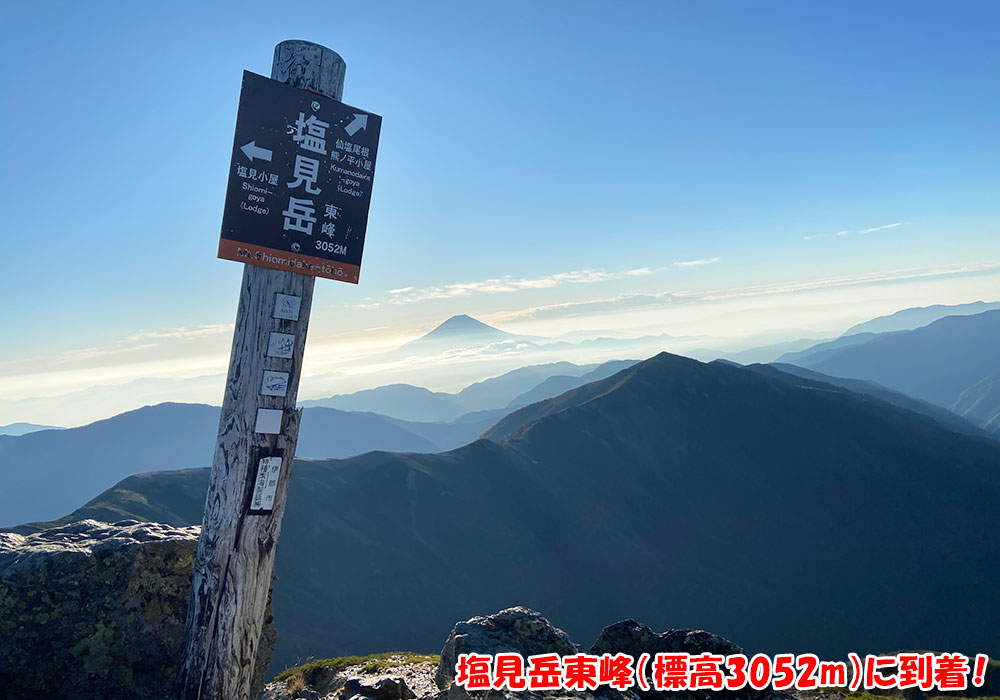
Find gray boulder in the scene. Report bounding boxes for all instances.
[434,606,639,700]
[590,620,744,659]
[337,677,418,700]
[590,620,788,700]
[0,518,276,699]
[436,606,580,690]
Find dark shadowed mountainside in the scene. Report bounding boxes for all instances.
[764,363,990,437]
[0,403,220,528]
[0,403,489,527]
[33,353,1000,676]
[789,310,1000,406]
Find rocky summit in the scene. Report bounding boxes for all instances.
[0,518,276,700]
[266,607,791,700]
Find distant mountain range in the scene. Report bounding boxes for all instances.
[764,363,988,437]
[24,353,1000,676]
[0,422,62,436]
[0,403,492,528]
[504,360,637,408]
[10,303,1000,528]
[842,300,1000,335]
[0,360,636,527]
[300,359,636,422]
[307,314,670,395]
[696,301,1000,367]
[782,309,1000,408]
[775,333,878,365]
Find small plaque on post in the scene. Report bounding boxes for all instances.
[261,370,290,397]
[254,408,283,434]
[248,449,284,514]
[274,294,301,320]
[267,332,295,358]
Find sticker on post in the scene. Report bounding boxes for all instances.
[261,370,290,397]
[273,294,301,320]
[249,456,283,514]
[267,332,295,358]
[254,407,283,434]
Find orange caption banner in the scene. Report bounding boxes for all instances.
[218,239,360,283]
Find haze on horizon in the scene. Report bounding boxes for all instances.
[1,1,998,427]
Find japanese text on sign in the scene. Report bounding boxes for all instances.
[219,71,382,283]
[454,652,990,693]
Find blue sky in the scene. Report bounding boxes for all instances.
[1,1,998,425]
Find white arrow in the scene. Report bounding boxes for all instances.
[344,113,368,137]
[240,140,272,162]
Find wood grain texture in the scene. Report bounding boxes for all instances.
[176,40,346,700]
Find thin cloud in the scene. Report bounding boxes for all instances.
[126,324,234,342]
[491,292,687,322]
[488,261,1000,323]
[377,269,634,304]
[55,343,159,364]
[365,263,716,307]
[673,257,721,267]
[690,262,1000,301]
[805,222,904,240]
[861,222,903,234]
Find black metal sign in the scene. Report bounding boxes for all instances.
[218,70,382,283]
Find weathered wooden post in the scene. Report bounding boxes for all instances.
[177,40,380,699]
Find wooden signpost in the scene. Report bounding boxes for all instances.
[176,40,381,700]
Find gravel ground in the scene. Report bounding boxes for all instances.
[260,659,857,700]
[260,655,440,700]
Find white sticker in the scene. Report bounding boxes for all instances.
[254,408,283,434]
[250,456,283,512]
[267,332,295,359]
[260,371,290,397]
[273,294,301,321]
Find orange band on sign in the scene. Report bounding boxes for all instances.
[218,239,361,283]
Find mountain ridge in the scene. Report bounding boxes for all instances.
[802,309,1000,406]
[843,301,1000,335]
[28,353,1000,674]
[299,361,607,421]
[0,402,491,527]
[0,422,63,436]
[951,370,1000,435]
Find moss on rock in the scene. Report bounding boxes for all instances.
[0,519,276,700]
